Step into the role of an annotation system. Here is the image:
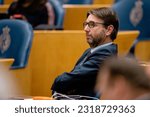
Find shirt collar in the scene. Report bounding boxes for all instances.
[91,42,113,53]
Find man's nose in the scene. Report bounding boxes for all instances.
[84,25,90,32]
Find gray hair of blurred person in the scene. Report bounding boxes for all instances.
[96,56,150,98]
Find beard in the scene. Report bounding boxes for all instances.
[87,30,106,48]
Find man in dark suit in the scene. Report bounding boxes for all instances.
[51,7,119,97]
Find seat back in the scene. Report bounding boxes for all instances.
[49,0,65,29]
[0,0,3,4]
[135,40,150,61]
[64,0,93,4]
[93,0,114,4]
[114,0,123,3]
[112,0,150,40]
[0,19,33,69]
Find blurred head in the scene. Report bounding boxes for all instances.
[144,63,150,78]
[84,7,119,48]
[96,57,150,100]
[18,0,47,7]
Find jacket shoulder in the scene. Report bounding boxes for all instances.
[94,43,118,55]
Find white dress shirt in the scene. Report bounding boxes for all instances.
[91,42,113,53]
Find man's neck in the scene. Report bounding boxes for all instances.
[90,38,112,49]
[98,38,112,46]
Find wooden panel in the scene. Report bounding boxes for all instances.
[31,30,139,96]
[0,58,30,98]
[0,4,139,98]
[0,30,138,97]
[135,40,150,62]
[0,4,111,29]
[0,4,9,13]
[4,0,13,4]
[0,58,15,98]
[31,31,88,96]
[0,58,32,97]
[63,4,111,30]
[3,0,114,5]
[114,31,139,56]
[0,58,14,67]
[9,60,32,96]
[94,0,114,4]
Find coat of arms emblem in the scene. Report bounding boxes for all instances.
[0,26,11,54]
[130,0,144,27]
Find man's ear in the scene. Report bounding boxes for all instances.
[106,25,114,36]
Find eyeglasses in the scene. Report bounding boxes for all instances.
[83,21,105,28]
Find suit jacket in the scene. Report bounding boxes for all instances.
[51,43,118,97]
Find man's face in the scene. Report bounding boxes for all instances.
[84,14,107,48]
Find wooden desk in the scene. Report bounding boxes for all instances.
[135,40,150,61]
[2,0,114,5]
[0,58,15,99]
[1,4,111,30]
[0,30,138,97]
[63,4,111,30]
[0,58,14,68]
[140,62,150,67]
[114,31,139,55]
[30,30,139,96]
[2,0,12,4]
[0,59,32,97]
[0,4,9,13]
[93,0,114,4]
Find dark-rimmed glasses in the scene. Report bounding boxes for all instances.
[83,21,105,28]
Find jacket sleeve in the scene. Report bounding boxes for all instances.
[51,50,112,94]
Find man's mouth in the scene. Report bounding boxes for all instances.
[86,35,92,39]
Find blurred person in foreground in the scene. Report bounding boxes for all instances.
[51,7,119,97]
[8,0,55,28]
[0,63,20,99]
[96,57,150,100]
[145,62,150,78]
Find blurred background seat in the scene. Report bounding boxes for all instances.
[93,0,114,4]
[112,0,150,54]
[63,0,93,4]
[0,19,33,69]
[114,0,122,3]
[0,0,3,4]
[135,40,150,61]
[49,0,65,29]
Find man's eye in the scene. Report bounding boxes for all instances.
[89,22,95,27]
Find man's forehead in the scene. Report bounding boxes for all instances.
[86,14,102,22]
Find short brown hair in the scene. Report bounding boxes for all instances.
[87,7,119,41]
[101,57,150,90]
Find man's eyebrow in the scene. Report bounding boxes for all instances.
[85,20,95,22]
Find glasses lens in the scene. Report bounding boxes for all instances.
[88,21,95,28]
[83,21,103,28]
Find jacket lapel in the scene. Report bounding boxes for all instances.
[75,48,91,66]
